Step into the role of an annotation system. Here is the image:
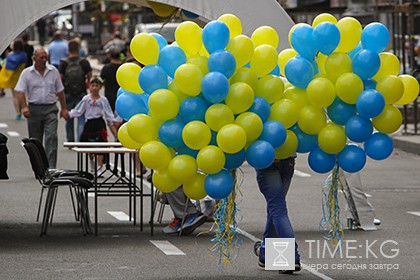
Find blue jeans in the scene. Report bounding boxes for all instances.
[256,157,300,262]
[65,93,86,142]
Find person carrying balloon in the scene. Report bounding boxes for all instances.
[253,156,301,274]
[66,76,118,173]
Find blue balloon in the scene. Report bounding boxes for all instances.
[290,24,318,59]
[313,22,340,55]
[115,93,148,121]
[224,149,246,170]
[179,97,208,123]
[208,50,236,78]
[356,89,385,118]
[176,145,199,158]
[201,72,230,104]
[158,119,185,148]
[117,87,126,98]
[284,56,314,89]
[150,33,168,51]
[248,96,271,122]
[203,21,230,54]
[158,45,187,78]
[182,9,199,18]
[245,140,276,169]
[308,147,336,174]
[259,120,287,148]
[361,22,390,53]
[345,115,373,143]
[290,125,318,153]
[138,64,168,94]
[364,132,393,160]
[327,97,356,125]
[352,49,380,80]
[348,42,363,60]
[269,64,280,76]
[205,170,234,199]
[337,144,367,173]
[363,79,377,90]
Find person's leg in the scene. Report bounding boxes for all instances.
[11,89,22,119]
[65,118,75,142]
[166,186,197,219]
[43,105,59,168]
[27,105,44,143]
[256,161,300,262]
[76,115,85,142]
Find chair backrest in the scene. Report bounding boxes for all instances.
[23,137,50,169]
[22,141,48,181]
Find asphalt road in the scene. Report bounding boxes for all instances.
[0,90,419,280]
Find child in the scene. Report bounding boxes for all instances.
[68,76,118,173]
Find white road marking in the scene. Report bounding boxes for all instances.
[150,240,186,256]
[295,169,312,177]
[7,131,20,137]
[88,193,95,197]
[407,211,420,217]
[365,193,372,198]
[235,227,334,280]
[0,123,8,128]
[107,211,131,221]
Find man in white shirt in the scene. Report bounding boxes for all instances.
[15,48,68,168]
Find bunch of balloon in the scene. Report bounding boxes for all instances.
[115,14,297,204]
[282,13,419,175]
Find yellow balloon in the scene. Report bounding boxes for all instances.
[147,1,177,17]
[250,44,278,77]
[205,104,234,132]
[376,75,404,104]
[307,77,336,108]
[118,123,143,149]
[217,124,247,153]
[182,121,211,150]
[255,75,284,104]
[312,13,338,27]
[278,48,298,77]
[127,114,158,143]
[335,17,362,52]
[182,173,207,200]
[187,55,209,75]
[235,112,263,142]
[335,73,364,104]
[251,26,279,48]
[226,35,254,68]
[175,21,202,55]
[174,63,203,96]
[218,14,242,39]
[298,105,327,135]
[373,52,401,81]
[148,89,179,120]
[325,52,352,83]
[269,99,299,129]
[283,86,309,109]
[226,82,255,114]
[230,68,258,91]
[130,33,159,65]
[168,155,198,183]
[152,168,180,193]
[168,81,189,103]
[318,123,346,154]
[394,74,420,105]
[317,53,328,74]
[116,63,143,93]
[275,130,298,159]
[140,140,173,170]
[372,105,403,134]
[197,145,226,174]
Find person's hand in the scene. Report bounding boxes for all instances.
[60,108,69,120]
[22,107,30,118]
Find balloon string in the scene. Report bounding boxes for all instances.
[319,164,344,241]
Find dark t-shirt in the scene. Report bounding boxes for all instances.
[23,44,34,67]
[100,62,121,112]
[58,56,92,94]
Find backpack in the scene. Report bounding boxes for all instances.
[63,58,86,95]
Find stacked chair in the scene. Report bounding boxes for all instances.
[22,138,93,236]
